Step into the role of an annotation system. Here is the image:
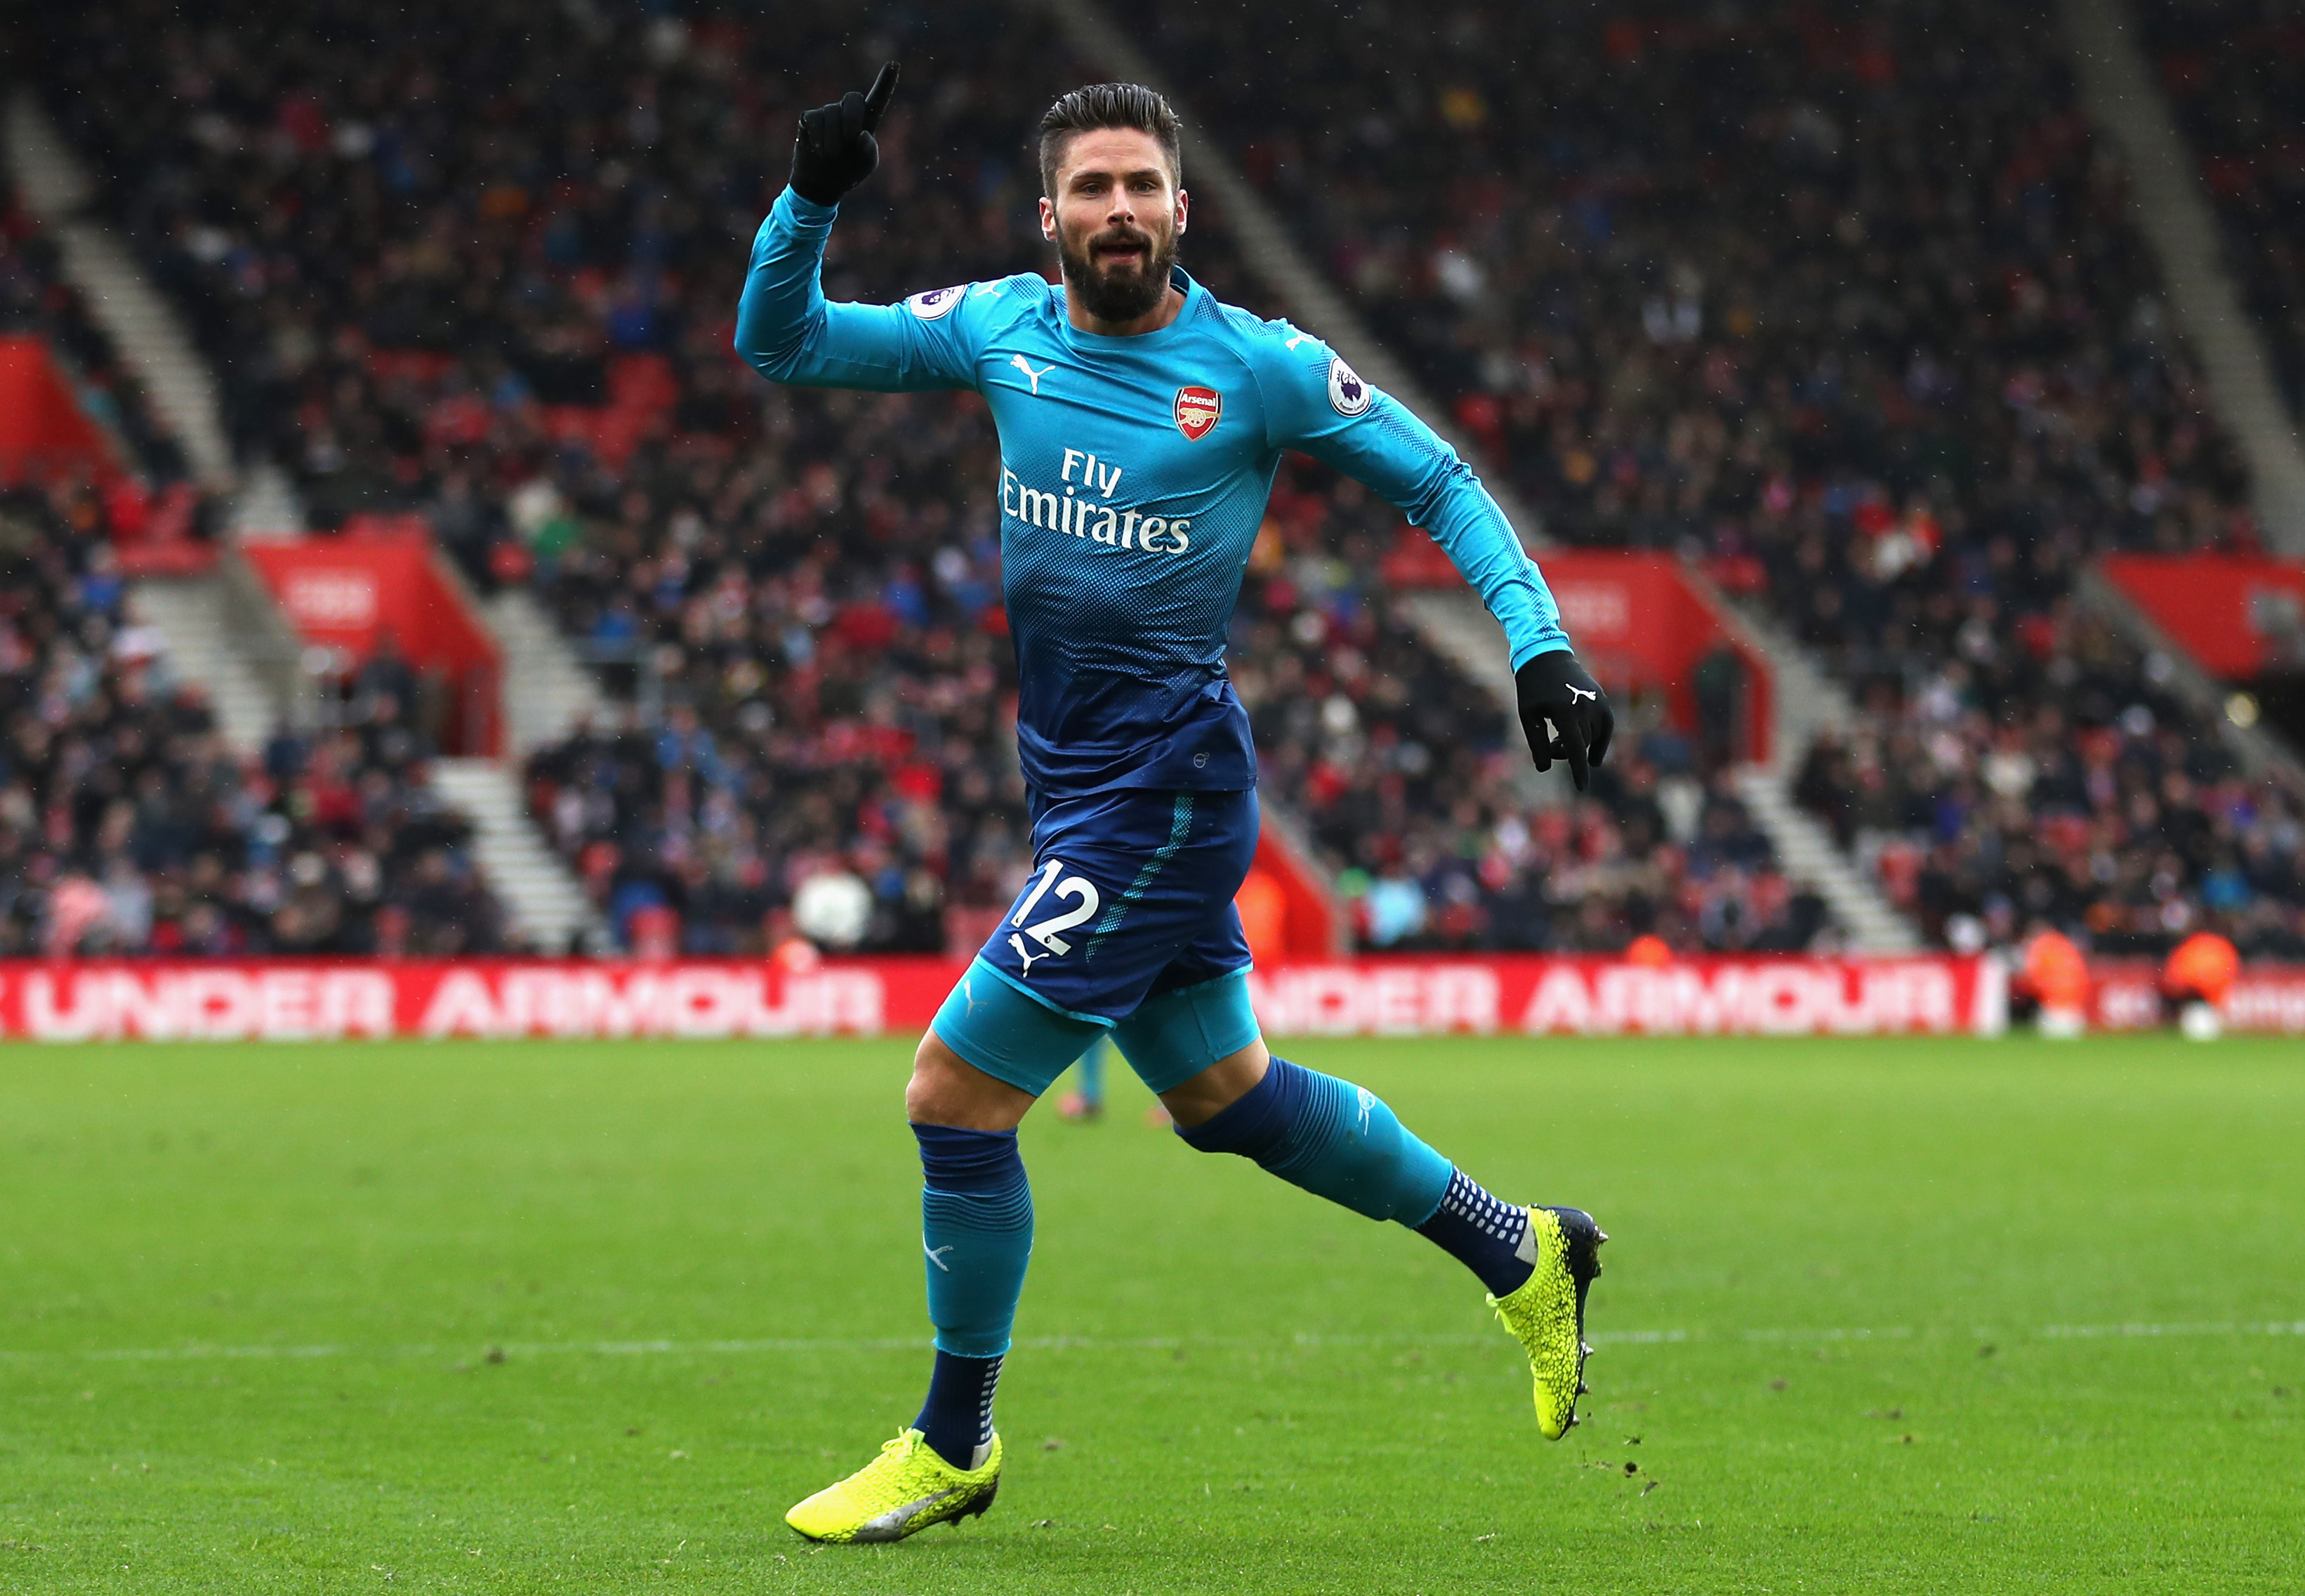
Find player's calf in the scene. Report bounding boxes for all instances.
[1171,1054,1606,1437]
[1170,1055,1453,1222]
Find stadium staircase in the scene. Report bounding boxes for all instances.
[1389,592,1554,789]
[6,94,234,497]
[6,88,602,953]
[2061,0,2305,555]
[1715,601,1923,955]
[125,576,293,753]
[1037,0,1925,952]
[8,93,284,753]
[426,759,598,954]
[440,570,609,954]
[7,93,305,535]
[484,590,610,760]
[1398,588,1920,954]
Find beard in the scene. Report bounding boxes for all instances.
[1056,220,1179,323]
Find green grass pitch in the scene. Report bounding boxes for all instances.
[1,1034,2300,1592]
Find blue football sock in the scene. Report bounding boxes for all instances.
[913,1350,1002,1473]
[1414,1167,1536,1297]
[911,1123,1032,1469]
[1175,1057,1452,1225]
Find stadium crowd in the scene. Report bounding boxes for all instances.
[0,484,504,957]
[2143,0,2305,420]
[1795,607,2305,958]
[35,0,1816,956]
[1144,0,2305,956]
[1235,458,1823,953]
[4,179,511,955]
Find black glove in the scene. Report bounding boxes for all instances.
[789,61,899,205]
[1514,649,1614,791]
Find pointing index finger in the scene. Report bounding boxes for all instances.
[863,61,900,128]
[1563,715,1591,791]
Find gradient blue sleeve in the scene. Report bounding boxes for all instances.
[1252,331,1568,668]
[734,187,980,392]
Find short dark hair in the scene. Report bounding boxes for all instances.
[1038,83,1182,198]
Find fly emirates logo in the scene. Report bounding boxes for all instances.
[1000,447,1192,554]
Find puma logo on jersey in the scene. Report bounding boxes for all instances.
[1010,355,1055,395]
[1567,685,1599,704]
[1285,331,1318,351]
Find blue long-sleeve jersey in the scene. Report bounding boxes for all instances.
[736,187,1569,801]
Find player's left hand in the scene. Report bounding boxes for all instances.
[789,61,899,205]
[1514,649,1613,791]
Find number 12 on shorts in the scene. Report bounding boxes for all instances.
[1008,858,1102,964]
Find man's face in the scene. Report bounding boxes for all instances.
[1039,127,1187,324]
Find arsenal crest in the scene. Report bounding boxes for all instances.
[1174,385,1222,441]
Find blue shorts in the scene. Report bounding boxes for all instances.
[932,786,1262,1097]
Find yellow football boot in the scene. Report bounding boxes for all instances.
[784,1429,1001,1543]
[1488,1205,1606,1439]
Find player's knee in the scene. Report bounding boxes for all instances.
[904,1032,958,1122]
[907,1031,1033,1130]
[1159,1038,1272,1129]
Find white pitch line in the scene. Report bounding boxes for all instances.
[2040,1319,2305,1340]
[1,1319,2299,1366]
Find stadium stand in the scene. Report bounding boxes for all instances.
[1237,452,1821,952]
[2141,0,2305,421]
[1794,606,2305,958]
[1140,0,2305,957]
[2,186,508,955]
[32,1,1811,954]
[0,482,505,956]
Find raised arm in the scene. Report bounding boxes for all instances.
[734,64,977,394]
[1257,331,1613,786]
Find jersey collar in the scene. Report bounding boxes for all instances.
[1056,265,1201,350]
